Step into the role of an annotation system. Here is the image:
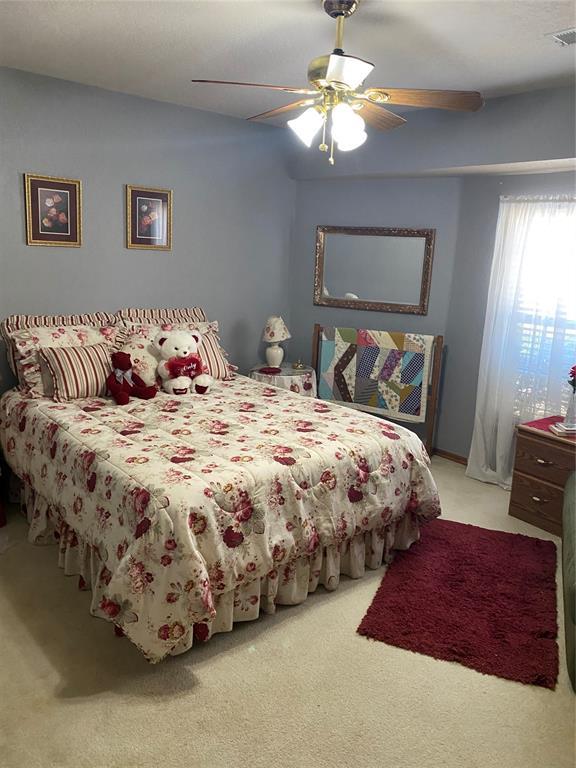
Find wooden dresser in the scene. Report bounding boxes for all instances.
[509,420,576,537]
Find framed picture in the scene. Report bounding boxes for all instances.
[24,173,82,247]
[126,185,172,250]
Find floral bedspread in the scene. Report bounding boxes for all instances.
[0,377,441,661]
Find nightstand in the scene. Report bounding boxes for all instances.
[249,364,317,398]
[509,417,576,536]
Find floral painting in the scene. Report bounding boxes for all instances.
[24,174,82,246]
[126,185,172,250]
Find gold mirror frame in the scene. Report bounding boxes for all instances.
[313,225,435,315]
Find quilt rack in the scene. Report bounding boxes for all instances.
[312,324,443,455]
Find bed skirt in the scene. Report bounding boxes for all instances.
[22,482,422,658]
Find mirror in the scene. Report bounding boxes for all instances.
[313,226,435,314]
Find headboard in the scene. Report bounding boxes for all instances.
[312,324,443,454]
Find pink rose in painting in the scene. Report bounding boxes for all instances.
[160,554,172,567]
[164,539,177,551]
[166,592,179,603]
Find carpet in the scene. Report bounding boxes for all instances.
[358,518,559,688]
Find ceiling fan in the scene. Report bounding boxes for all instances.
[192,0,484,165]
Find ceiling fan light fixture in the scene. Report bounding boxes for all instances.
[326,53,374,90]
[335,130,367,151]
[331,102,366,148]
[287,106,325,147]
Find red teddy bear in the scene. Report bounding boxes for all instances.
[107,351,157,406]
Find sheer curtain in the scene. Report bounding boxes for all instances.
[467,195,576,489]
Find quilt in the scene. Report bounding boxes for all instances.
[0,376,440,661]
[318,327,435,423]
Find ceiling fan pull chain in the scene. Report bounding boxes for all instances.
[329,134,335,165]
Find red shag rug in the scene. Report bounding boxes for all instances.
[358,519,559,688]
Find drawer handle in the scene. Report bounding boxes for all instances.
[531,495,549,504]
[535,458,552,466]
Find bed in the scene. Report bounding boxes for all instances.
[0,311,441,662]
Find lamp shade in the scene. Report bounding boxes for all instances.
[262,316,291,343]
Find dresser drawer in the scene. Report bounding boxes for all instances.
[514,434,575,488]
[509,471,563,530]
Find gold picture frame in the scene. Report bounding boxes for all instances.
[126,185,172,250]
[24,173,82,247]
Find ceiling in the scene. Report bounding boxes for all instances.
[0,0,574,123]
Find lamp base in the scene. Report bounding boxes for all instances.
[266,344,284,368]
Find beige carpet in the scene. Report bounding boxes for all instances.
[0,457,574,768]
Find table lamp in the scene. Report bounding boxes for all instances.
[262,316,291,367]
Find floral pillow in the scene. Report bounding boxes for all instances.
[1,311,117,376]
[10,325,125,396]
[120,322,234,386]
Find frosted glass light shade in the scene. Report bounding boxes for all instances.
[325,54,374,90]
[288,107,324,147]
[336,130,367,151]
[331,103,367,151]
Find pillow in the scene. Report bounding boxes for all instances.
[116,307,207,326]
[39,343,113,402]
[1,311,117,376]
[120,321,233,385]
[10,325,126,396]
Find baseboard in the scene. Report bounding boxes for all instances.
[433,448,468,466]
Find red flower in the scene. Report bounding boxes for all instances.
[274,456,296,466]
[135,517,151,539]
[158,624,171,641]
[194,622,210,642]
[348,486,363,503]
[272,544,286,562]
[223,526,244,548]
[160,554,172,566]
[100,598,121,618]
[188,512,207,535]
[131,488,151,516]
[164,539,177,550]
[166,592,179,603]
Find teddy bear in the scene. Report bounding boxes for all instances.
[154,329,213,395]
[107,351,157,406]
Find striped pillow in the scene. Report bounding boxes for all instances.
[1,311,117,376]
[9,325,125,396]
[39,343,113,401]
[116,307,207,326]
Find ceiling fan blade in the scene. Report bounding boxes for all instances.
[353,101,407,131]
[247,99,319,122]
[191,79,317,95]
[363,88,484,112]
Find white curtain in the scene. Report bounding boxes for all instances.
[467,195,576,489]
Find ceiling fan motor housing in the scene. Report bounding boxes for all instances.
[308,53,374,90]
[323,0,359,18]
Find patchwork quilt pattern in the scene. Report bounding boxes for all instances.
[318,327,434,423]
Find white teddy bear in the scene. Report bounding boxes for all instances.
[153,329,213,396]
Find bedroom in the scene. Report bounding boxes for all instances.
[0,1,574,767]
